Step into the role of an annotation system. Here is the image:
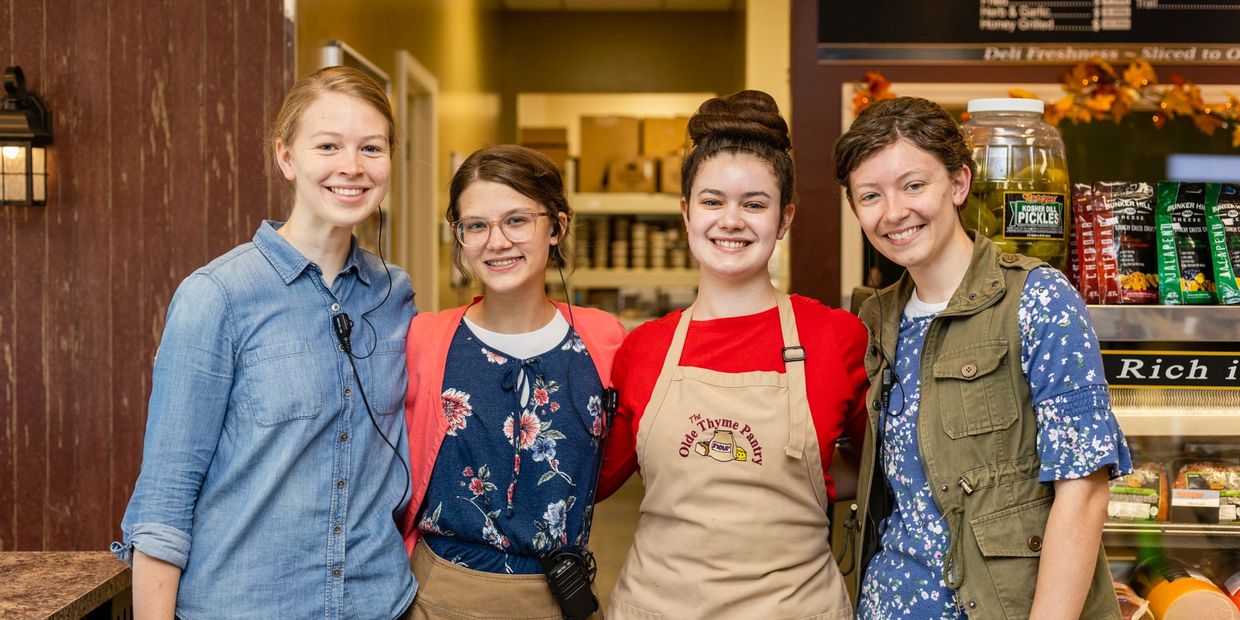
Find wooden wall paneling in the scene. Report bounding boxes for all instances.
[205,0,239,254]
[169,1,209,273]
[267,0,294,221]
[43,0,112,550]
[8,0,50,552]
[236,0,270,239]
[108,0,149,542]
[0,0,17,551]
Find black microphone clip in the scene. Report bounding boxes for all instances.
[333,313,354,353]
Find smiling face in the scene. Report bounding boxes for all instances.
[847,138,973,278]
[683,152,793,284]
[456,180,564,298]
[275,91,391,235]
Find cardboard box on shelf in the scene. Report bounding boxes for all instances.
[580,116,640,193]
[659,154,683,195]
[519,126,570,179]
[519,127,568,145]
[642,116,690,157]
[606,157,657,193]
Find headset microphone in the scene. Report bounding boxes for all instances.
[333,313,354,353]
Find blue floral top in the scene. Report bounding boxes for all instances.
[418,322,606,574]
[857,268,1133,619]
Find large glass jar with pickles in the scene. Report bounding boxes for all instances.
[961,98,1070,271]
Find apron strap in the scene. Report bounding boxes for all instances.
[641,304,696,439]
[775,293,809,460]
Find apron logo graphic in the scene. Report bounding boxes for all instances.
[678,414,764,465]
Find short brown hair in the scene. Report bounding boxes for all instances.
[267,66,395,182]
[682,90,795,214]
[833,97,975,196]
[446,145,572,285]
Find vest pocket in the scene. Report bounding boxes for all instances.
[970,495,1053,617]
[932,340,1018,439]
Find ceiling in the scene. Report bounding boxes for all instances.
[501,0,740,11]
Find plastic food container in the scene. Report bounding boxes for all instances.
[961,98,1071,272]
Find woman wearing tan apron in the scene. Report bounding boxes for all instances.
[596,91,868,619]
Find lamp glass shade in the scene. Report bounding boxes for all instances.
[1,142,28,203]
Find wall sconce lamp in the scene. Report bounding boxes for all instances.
[1,66,52,206]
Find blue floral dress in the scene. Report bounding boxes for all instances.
[857,268,1133,619]
[417,322,606,574]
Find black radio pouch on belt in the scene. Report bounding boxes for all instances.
[539,547,598,619]
[539,386,617,619]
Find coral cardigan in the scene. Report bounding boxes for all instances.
[398,299,625,553]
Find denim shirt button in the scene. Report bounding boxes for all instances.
[344,387,352,397]
[333,524,343,534]
[331,568,342,577]
[331,302,340,312]
[336,479,346,489]
[339,432,349,442]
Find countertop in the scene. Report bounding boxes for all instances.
[0,551,131,619]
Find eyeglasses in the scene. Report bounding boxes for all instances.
[451,212,550,248]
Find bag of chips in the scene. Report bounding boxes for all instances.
[1205,183,1240,305]
[1072,183,1102,303]
[1156,182,1219,304]
[1094,182,1159,304]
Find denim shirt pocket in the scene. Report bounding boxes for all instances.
[932,339,1018,439]
[364,339,407,416]
[242,340,324,426]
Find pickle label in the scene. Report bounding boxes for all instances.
[1002,192,1067,240]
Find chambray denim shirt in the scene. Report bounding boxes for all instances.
[113,221,417,620]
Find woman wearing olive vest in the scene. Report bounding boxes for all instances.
[835,96,1132,619]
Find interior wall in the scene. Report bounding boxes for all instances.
[0,0,293,551]
[498,11,746,142]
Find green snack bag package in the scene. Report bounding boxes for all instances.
[1155,182,1219,304]
[1205,183,1240,305]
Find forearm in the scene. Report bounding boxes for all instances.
[1029,470,1110,619]
[133,550,181,620]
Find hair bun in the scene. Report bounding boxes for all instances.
[687,90,790,152]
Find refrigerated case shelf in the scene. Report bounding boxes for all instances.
[1088,305,1240,343]
[1104,522,1240,550]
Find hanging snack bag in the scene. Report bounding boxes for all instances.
[1072,183,1102,303]
[1095,182,1159,304]
[1205,183,1240,305]
[1156,182,1220,304]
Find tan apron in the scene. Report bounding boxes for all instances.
[608,293,852,620]
[409,541,603,619]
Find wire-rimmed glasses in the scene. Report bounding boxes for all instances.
[451,211,550,248]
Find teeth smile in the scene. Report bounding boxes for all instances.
[713,239,749,249]
[330,187,364,196]
[487,258,521,267]
[887,226,922,241]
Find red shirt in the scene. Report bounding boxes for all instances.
[597,294,870,502]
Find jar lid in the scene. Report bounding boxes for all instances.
[967,98,1045,114]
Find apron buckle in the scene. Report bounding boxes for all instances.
[782,345,806,363]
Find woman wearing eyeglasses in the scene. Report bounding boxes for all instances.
[399,145,623,618]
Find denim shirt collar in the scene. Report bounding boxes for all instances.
[253,220,371,286]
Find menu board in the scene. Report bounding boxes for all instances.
[819,0,1240,63]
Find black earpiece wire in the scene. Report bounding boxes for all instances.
[335,206,409,513]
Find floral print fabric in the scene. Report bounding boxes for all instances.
[857,268,1132,619]
[418,323,605,574]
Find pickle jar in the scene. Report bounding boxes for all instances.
[961,98,1070,271]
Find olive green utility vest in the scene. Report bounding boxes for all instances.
[847,235,1120,619]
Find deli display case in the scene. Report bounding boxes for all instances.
[1095,304,1240,618]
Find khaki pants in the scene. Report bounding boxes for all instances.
[409,541,602,620]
